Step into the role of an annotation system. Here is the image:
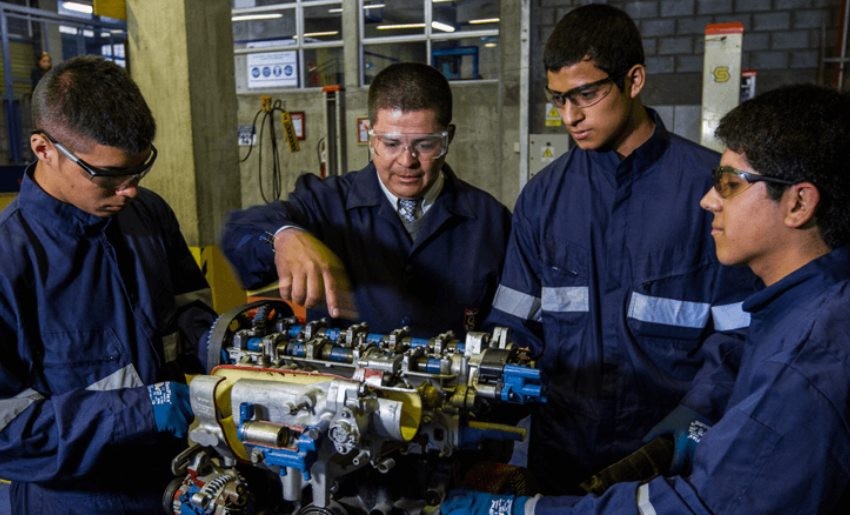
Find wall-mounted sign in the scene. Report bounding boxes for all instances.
[247,49,298,89]
[290,111,305,140]
[356,117,370,145]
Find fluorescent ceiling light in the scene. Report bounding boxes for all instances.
[328,8,342,13]
[433,0,453,3]
[302,31,339,38]
[364,3,386,9]
[431,21,455,32]
[62,2,93,14]
[59,25,94,37]
[469,18,500,25]
[484,42,497,48]
[377,23,425,30]
[232,13,283,22]
[376,22,455,32]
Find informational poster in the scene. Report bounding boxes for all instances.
[247,50,298,88]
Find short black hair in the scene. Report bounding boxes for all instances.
[716,84,850,248]
[544,4,644,81]
[31,55,155,154]
[368,62,452,128]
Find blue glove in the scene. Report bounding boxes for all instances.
[147,382,193,439]
[440,489,531,515]
[644,405,711,475]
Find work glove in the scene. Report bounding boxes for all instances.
[440,489,532,515]
[643,405,711,475]
[147,381,193,439]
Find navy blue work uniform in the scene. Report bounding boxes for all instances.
[487,110,760,493]
[532,246,850,514]
[221,163,511,337]
[0,167,215,513]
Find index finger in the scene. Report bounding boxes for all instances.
[322,267,358,320]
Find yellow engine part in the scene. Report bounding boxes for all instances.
[206,365,423,461]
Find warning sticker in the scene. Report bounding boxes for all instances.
[545,102,562,127]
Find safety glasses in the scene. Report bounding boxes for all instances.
[368,130,449,160]
[545,71,627,109]
[712,165,795,199]
[34,130,157,190]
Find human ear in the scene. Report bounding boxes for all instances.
[30,132,54,164]
[784,183,820,229]
[626,64,646,98]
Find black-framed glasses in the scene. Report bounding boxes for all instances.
[368,130,450,160]
[713,165,796,199]
[545,71,627,109]
[34,130,157,190]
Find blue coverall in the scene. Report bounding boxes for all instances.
[221,163,512,337]
[487,110,760,493]
[0,168,215,513]
[532,246,850,514]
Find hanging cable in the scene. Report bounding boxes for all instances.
[240,96,292,203]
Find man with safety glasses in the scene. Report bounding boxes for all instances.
[0,56,216,512]
[443,83,850,515]
[222,62,511,338]
[483,3,759,497]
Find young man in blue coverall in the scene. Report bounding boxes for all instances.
[0,56,215,513]
[443,83,850,515]
[221,62,511,337]
[482,3,759,497]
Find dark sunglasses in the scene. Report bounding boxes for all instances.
[712,165,795,199]
[34,130,157,190]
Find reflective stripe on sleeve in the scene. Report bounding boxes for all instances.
[637,483,658,515]
[541,286,590,313]
[175,287,212,308]
[0,389,44,432]
[711,301,751,331]
[492,285,542,322]
[628,292,710,329]
[85,364,144,391]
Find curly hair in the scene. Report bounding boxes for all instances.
[716,84,850,248]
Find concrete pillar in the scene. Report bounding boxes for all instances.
[126,0,245,312]
[125,0,240,247]
[498,0,524,208]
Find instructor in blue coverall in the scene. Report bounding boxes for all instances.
[444,83,850,515]
[484,4,759,495]
[0,56,215,513]
[221,62,511,337]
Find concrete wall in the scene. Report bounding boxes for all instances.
[531,0,843,132]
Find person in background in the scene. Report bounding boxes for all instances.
[483,3,759,495]
[443,83,850,515]
[0,55,216,513]
[221,62,511,338]
[30,51,52,92]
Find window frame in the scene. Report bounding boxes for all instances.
[232,0,344,91]
[358,0,500,86]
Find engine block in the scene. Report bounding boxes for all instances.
[166,301,546,514]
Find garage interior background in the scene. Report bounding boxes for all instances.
[0,0,846,311]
